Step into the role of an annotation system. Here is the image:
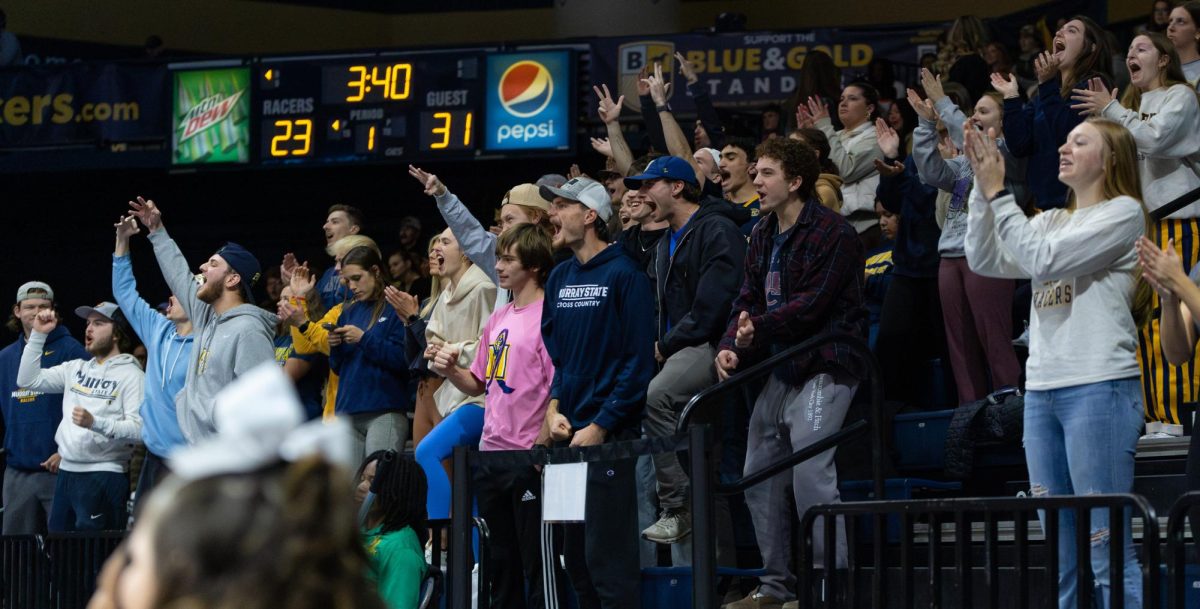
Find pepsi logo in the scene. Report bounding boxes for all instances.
[498,60,554,118]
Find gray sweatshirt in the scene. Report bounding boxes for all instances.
[148,229,277,443]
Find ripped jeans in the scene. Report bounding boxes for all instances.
[1024,377,1144,609]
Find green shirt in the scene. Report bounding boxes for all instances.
[363,525,426,609]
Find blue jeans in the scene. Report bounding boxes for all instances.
[1024,378,1144,609]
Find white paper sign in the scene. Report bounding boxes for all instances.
[542,462,587,522]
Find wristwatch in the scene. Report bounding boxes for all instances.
[988,188,1011,202]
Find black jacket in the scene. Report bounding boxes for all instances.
[654,197,749,358]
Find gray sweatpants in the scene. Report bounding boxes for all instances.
[744,372,856,601]
[349,411,410,467]
[3,466,56,535]
[643,344,718,510]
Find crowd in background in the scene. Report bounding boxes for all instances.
[5,4,1200,609]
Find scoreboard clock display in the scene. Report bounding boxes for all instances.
[256,52,487,165]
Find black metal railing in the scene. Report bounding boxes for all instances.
[799,494,1160,609]
[1,532,124,609]
[677,331,886,609]
[1166,490,1200,609]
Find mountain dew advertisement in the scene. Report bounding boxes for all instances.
[172,68,250,165]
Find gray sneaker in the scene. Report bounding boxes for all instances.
[641,508,692,544]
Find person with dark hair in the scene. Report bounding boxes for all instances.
[996,15,1113,210]
[432,223,566,609]
[1,281,89,534]
[113,215,193,510]
[624,156,746,547]
[361,453,429,609]
[785,50,842,132]
[388,249,431,301]
[789,128,845,212]
[328,246,410,465]
[716,137,865,609]
[867,56,905,100]
[1015,24,1045,84]
[1140,0,1174,34]
[943,15,992,103]
[801,81,886,248]
[1168,1,1200,87]
[258,265,284,312]
[17,302,144,531]
[0,9,21,67]
[542,176,654,609]
[719,136,763,235]
[128,196,276,444]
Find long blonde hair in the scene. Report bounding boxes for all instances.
[1067,118,1154,325]
[419,235,443,319]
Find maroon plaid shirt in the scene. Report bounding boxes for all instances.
[718,198,867,384]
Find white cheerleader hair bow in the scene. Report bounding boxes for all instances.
[168,362,354,480]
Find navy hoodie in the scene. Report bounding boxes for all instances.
[0,327,89,471]
[329,299,410,415]
[876,154,941,278]
[541,244,655,432]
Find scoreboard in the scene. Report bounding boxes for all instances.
[171,48,576,167]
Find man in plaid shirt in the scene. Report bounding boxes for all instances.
[716,138,866,609]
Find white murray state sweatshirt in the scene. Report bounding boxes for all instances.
[964,186,1144,391]
[1102,85,1200,218]
[17,331,144,473]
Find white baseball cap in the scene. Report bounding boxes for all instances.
[540,177,613,222]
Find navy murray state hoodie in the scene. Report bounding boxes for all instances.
[541,244,655,433]
[0,327,89,471]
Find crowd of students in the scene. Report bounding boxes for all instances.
[5,6,1200,609]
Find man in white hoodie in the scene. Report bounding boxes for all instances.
[17,302,144,532]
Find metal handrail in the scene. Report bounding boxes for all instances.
[799,493,1161,609]
[1165,490,1200,609]
[675,331,885,499]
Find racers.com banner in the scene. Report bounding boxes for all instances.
[590,26,947,113]
[0,63,167,148]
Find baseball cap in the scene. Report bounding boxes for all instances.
[502,183,553,212]
[16,281,54,303]
[540,177,613,222]
[624,156,699,189]
[75,301,120,322]
[215,242,262,301]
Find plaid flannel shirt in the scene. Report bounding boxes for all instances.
[718,198,868,385]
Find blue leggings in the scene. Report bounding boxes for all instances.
[416,404,485,519]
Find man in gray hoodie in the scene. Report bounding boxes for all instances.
[128,196,276,444]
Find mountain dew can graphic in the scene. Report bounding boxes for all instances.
[172,68,250,165]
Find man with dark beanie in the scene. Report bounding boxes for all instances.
[127,197,276,443]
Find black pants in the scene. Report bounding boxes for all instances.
[475,463,568,609]
[874,274,946,407]
[132,451,171,522]
[560,436,641,609]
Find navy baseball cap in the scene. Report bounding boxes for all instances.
[624,156,698,189]
[215,242,262,301]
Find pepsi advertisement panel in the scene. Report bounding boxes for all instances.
[485,51,571,152]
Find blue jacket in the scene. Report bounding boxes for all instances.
[0,326,88,471]
[112,253,192,458]
[1002,75,1105,210]
[329,300,409,415]
[319,265,350,310]
[542,245,655,432]
[876,154,941,278]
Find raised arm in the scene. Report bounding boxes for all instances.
[133,197,208,323]
[644,62,703,183]
[16,313,71,392]
[112,214,169,344]
[407,165,499,284]
[595,84,633,176]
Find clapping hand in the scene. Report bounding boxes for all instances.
[1034,50,1061,84]
[590,137,613,158]
[919,68,946,102]
[804,95,831,123]
[906,88,937,122]
[384,285,419,319]
[990,72,1020,99]
[874,117,901,158]
[963,122,1006,200]
[1137,237,1187,298]
[1069,77,1119,116]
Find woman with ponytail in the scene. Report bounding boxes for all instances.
[964,118,1151,609]
[329,246,411,465]
[1071,30,1200,427]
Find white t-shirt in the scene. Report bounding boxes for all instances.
[964,187,1144,390]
